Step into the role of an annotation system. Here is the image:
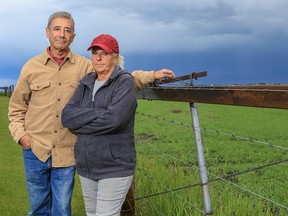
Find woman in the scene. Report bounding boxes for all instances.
[62,34,137,216]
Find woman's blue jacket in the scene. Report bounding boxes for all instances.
[61,66,137,180]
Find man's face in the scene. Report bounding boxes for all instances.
[46,18,75,51]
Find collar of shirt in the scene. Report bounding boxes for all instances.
[47,47,68,65]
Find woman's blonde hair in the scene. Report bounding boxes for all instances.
[115,54,124,69]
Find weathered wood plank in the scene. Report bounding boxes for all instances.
[136,85,288,109]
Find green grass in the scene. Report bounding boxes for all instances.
[0,96,29,214]
[1,96,288,215]
[0,96,85,215]
[134,100,288,215]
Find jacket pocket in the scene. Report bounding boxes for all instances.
[66,81,80,100]
[30,82,50,91]
[29,82,50,106]
[69,80,80,89]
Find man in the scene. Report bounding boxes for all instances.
[8,11,174,216]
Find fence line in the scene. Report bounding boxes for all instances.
[136,142,288,209]
[136,112,288,150]
[138,168,205,214]
[0,85,14,97]
[132,110,288,215]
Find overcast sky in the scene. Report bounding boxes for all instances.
[0,0,288,87]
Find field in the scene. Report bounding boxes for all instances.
[0,95,287,215]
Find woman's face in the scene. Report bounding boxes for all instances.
[91,47,117,74]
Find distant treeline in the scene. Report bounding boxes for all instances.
[0,85,14,97]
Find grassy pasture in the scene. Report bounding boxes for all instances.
[134,100,288,215]
[0,95,287,215]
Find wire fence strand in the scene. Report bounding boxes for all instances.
[134,111,288,214]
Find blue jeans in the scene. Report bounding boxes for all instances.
[22,148,76,216]
[79,175,133,216]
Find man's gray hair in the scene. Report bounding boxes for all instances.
[47,11,75,31]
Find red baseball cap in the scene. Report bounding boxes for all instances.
[87,34,119,54]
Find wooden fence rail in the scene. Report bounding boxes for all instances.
[136,85,288,109]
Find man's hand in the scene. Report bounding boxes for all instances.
[153,69,175,80]
[19,134,31,149]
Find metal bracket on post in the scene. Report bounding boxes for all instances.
[190,102,213,215]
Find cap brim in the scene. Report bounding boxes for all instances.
[87,43,113,54]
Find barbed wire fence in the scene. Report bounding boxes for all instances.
[125,110,288,215]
